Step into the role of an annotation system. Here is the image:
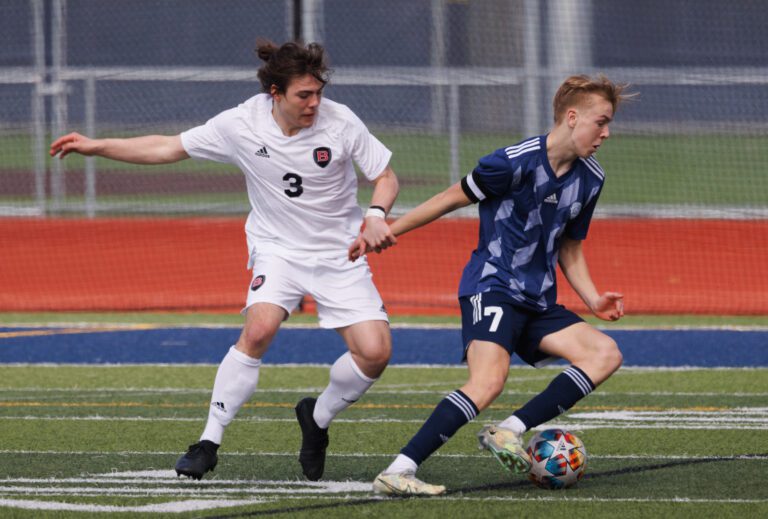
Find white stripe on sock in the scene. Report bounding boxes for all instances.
[446,392,476,421]
[564,367,592,396]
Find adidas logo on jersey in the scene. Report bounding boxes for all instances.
[254,146,270,158]
[544,193,559,204]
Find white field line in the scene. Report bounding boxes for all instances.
[2,386,767,397]
[436,496,768,504]
[3,408,768,418]
[10,487,768,504]
[0,449,765,460]
[0,472,372,513]
[1,407,767,429]
[2,472,370,487]
[0,485,367,495]
[545,424,768,430]
[611,366,768,372]
[573,409,768,417]
[407,496,768,504]
[1,470,767,515]
[0,498,266,513]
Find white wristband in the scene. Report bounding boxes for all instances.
[365,207,386,219]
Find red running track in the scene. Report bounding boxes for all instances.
[1,218,766,315]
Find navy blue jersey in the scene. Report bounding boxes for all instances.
[458,135,605,311]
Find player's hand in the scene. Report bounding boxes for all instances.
[348,217,398,262]
[361,216,397,253]
[590,291,624,321]
[50,132,99,159]
[348,236,370,262]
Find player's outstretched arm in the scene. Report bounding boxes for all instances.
[349,181,471,261]
[50,132,189,165]
[558,237,624,321]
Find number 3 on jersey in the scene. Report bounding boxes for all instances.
[283,173,303,198]
[484,306,503,332]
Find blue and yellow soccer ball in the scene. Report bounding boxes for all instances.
[526,428,587,489]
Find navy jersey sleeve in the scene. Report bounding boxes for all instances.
[461,148,513,203]
[566,185,602,240]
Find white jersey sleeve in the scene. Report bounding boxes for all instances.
[180,109,237,164]
[341,108,392,181]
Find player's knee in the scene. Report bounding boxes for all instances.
[466,376,505,410]
[487,377,506,401]
[237,323,277,357]
[595,335,623,374]
[356,341,391,371]
[353,326,392,368]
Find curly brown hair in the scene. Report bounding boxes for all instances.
[255,40,331,94]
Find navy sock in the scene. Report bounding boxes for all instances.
[401,389,479,466]
[513,365,595,430]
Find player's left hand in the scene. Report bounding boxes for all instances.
[591,291,624,321]
[348,217,397,261]
[348,236,369,262]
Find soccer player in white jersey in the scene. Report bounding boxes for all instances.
[50,40,400,481]
[350,75,632,496]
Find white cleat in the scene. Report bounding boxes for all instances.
[372,471,447,496]
[477,424,532,474]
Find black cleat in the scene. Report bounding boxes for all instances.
[295,397,329,481]
[175,440,219,480]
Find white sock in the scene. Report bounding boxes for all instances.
[384,454,418,475]
[200,345,261,444]
[313,351,376,429]
[498,415,527,435]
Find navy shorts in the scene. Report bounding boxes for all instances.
[459,291,584,367]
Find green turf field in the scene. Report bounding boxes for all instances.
[0,364,765,517]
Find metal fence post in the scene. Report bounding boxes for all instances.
[50,0,68,213]
[84,76,96,218]
[431,0,447,134]
[31,0,47,216]
[448,82,460,186]
[523,0,543,136]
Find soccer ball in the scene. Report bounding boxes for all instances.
[526,428,587,489]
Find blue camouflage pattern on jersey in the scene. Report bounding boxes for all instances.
[458,135,605,312]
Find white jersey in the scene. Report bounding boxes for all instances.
[181,94,392,259]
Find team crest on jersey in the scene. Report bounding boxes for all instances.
[250,274,266,291]
[569,202,583,219]
[313,147,332,168]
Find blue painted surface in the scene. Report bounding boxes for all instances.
[0,327,766,367]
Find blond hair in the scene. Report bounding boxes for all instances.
[552,75,633,123]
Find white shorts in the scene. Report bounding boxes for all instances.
[244,251,388,329]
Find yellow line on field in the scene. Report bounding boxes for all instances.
[0,401,730,412]
[0,325,162,339]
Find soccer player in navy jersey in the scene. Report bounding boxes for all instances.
[349,75,632,496]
